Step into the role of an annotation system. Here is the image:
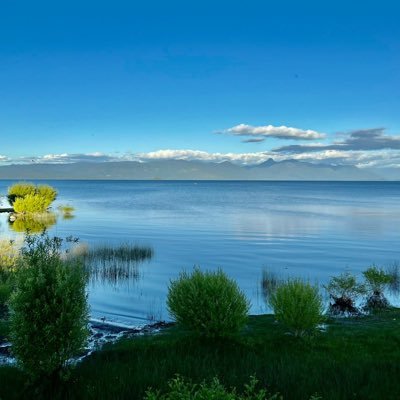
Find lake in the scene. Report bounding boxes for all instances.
[1,180,399,326]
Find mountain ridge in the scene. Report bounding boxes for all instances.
[0,159,394,180]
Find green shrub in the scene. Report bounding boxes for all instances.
[13,194,52,213]
[270,279,323,337]
[8,182,57,213]
[7,182,36,205]
[9,234,89,380]
[0,281,12,317]
[167,268,250,338]
[324,272,365,315]
[36,184,57,204]
[145,375,281,400]
[362,266,393,310]
[0,239,20,271]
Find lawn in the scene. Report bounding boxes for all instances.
[1,310,400,399]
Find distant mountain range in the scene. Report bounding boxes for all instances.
[0,159,397,180]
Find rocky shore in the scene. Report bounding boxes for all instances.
[0,319,173,365]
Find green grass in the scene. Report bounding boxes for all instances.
[81,244,154,285]
[2,310,400,399]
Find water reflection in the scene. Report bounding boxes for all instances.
[8,212,57,233]
[70,243,154,286]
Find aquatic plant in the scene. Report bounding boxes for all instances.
[58,205,75,214]
[270,279,324,337]
[58,204,76,220]
[72,243,153,285]
[324,272,366,315]
[167,268,250,338]
[261,269,282,304]
[362,265,393,311]
[386,263,400,296]
[9,234,89,381]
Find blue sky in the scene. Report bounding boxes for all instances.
[1,0,399,168]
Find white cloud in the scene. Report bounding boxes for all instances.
[222,123,325,140]
[137,149,276,164]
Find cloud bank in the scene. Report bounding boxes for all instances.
[275,128,400,153]
[1,127,399,170]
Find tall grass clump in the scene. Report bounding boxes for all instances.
[270,279,324,337]
[9,234,89,381]
[8,182,57,213]
[167,268,250,338]
[324,272,365,315]
[362,265,393,311]
[386,263,400,295]
[145,376,281,400]
[72,243,153,285]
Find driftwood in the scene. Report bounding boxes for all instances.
[0,208,14,213]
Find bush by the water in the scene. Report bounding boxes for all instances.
[167,268,250,338]
[270,279,324,337]
[324,272,365,315]
[8,182,57,213]
[363,266,393,310]
[7,182,36,205]
[9,234,89,380]
[145,375,282,400]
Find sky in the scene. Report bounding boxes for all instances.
[1,0,399,169]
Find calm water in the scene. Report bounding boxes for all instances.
[1,180,400,326]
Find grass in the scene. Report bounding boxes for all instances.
[72,243,154,285]
[2,309,400,399]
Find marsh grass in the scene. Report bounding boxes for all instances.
[58,205,76,220]
[261,269,282,305]
[73,243,153,285]
[386,263,400,296]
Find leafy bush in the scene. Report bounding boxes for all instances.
[0,239,20,271]
[270,279,323,337]
[167,268,250,338]
[0,280,12,317]
[145,375,282,400]
[7,182,36,205]
[362,266,393,310]
[9,234,89,380]
[324,272,365,315]
[13,194,52,213]
[36,184,57,204]
[8,182,57,213]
